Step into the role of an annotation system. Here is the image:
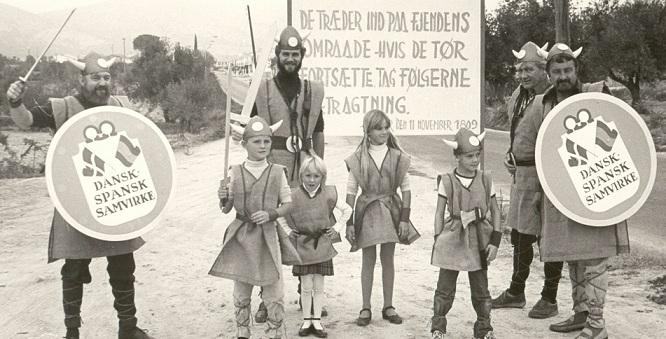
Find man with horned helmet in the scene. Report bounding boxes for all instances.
[250,25,325,186]
[6,53,154,339]
[524,43,630,339]
[492,41,564,320]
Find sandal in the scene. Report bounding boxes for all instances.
[382,306,403,324]
[356,308,372,326]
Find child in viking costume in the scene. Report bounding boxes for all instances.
[430,128,502,339]
[210,116,299,339]
[280,154,352,337]
[344,109,419,327]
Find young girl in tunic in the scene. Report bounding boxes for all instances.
[211,116,297,339]
[282,154,352,338]
[344,109,417,326]
[430,128,502,339]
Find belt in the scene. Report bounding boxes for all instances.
[294,229,328,250]
[236,213,252,223]
[515,159,535,167]
[271,136,312,152]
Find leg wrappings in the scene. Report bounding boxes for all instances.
[234,296,252,337]
[584,260,608,329]
[569,261,589,314]
[264,300,285,338]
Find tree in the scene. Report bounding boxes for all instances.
[127,34,173,106]
[484,0,556,102]
[579,0,666,106]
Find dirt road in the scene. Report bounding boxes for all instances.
[1,136,664,338]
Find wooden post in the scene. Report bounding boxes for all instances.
[287,0,292,26]
[554,0,570,44]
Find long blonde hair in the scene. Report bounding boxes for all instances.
[355,109,406,183]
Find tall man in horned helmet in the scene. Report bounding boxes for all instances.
[231,25,327,323]
[492,42,564,320]
[525,43,630,339]
[250,25,325,184]
[6,53,154,339]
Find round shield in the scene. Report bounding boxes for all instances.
[45,106,176,241]
[536,92,657,226]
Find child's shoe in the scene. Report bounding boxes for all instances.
[255,301,268,323]
[381,306,403,324]
[356,308,372,326]
[311,319,328,338]
[574,325,608,339]
[432,330,446,339]
[491,290,526,309]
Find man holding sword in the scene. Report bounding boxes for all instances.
[6,53,154,339]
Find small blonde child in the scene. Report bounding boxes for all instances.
[281,154,352,337]
[430,128,502,339]
[344,109,419,327]
[210,116,297,339]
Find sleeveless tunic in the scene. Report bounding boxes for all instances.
[431,171,494,272]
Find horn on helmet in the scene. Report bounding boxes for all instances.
[269,120,283,133]
[66,58,86,72]
[537,46,548,59]
[442,138,459,149]
[541,42,549,51]
[572,47,583,58]
[512,49,525,59]
[477,131,487,142]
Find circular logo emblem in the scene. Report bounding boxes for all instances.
[45,106,176,241]
[285,135,303,153]
[469,136,479,146]
[536,93,657,226]
[288,36,298,47]
[251,121,264,131]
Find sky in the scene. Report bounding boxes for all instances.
[0,0,546,14]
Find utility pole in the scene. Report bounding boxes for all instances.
[554,0,571,44]
[122,38,126,73]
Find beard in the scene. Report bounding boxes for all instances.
[81,84,110,105]
[277,59,302,76]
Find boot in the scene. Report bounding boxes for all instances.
[255,301,268,323]
[550,311,588,333]
[65,328,79,339]
[118,327,155,339]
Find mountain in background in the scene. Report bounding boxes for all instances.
[0,0,283,60]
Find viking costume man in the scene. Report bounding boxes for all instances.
[5,53,153,339]
[526,44,630,339]
[492,42,564,320]
[252,26,325,186]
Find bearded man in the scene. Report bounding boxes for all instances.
[525,44,630,339]
[6,53,154,339]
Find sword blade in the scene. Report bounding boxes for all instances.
[20,8,77,82]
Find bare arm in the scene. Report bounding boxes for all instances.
[434,195,447,236]
[313,131,325,159]
[6,81,33,129]
[489,196,501,232]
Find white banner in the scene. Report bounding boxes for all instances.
[293,0,483,136]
